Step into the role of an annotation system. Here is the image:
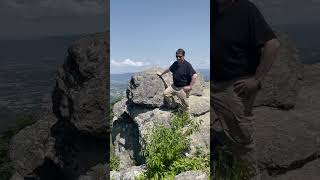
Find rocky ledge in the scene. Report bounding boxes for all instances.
[9,32,109,180]
[110,67,210,179]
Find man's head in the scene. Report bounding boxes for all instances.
[176,48,185,63]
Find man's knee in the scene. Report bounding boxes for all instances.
[163,89,170,97]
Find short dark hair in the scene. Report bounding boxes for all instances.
[176,48,185,56]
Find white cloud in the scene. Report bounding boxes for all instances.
[111,58,150,67]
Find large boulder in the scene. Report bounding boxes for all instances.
[255,62,320,178]
[261,159,320,180]
[9,111,58,178]
[110,165,146,180]
[174,171,208,180]
[188,88,210,116]
[52,32,108,135]
[188,113,210,156]
[9,33,110,180]
[111,113,143,169]
[254,32,303,110]
[126,68,205,108]
[77,164,107,180]
[112,78,210,172]
[128,106,173,146]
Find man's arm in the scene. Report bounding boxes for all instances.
[189,74,197,87]
[234,38,280,96]
[157,68,170,76]
[183,73,197,91]
[254,38,281,82]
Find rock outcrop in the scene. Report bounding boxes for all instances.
[254,32,303,110]
[111,69,210,178]
[255,62,320,179]
[9,111,58,179]
[127,67,205,108]
[8,30,320,180]
[9,32,109,180]
[52,32,108,135]
[174,170,208,180]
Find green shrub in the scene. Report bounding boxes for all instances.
[109,96,123,171]
[136,112,208,180]
[109,136,120,171]
[170,156,209,175]
[213,146,256,180]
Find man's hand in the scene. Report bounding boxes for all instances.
[233,77,260,97]
[156,71,162,76]
[183,85,192,92]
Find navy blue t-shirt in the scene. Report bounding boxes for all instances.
[169,60,196,87]
[212,0,276,81]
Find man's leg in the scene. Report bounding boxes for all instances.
[211,81,259,180]
[175,87,189,113]
[163,85,178,108]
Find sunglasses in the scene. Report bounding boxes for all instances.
[176,55,183,58]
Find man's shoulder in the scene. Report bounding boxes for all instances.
[184,60,192,65]
[171,61,178,66]
[236,0,259,12]
[245,0,261,13]
[184,60,196,71]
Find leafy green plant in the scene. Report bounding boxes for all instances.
[136,112,208,180]
[109,96,123,171]
[170,156,209,175]
[109,135,120,171]
[213,146,256,180]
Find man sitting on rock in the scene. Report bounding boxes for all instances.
[157,48,197,112]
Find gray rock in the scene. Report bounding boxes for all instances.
[49,33,109,180]
[254,63,320,174]
[120,165,146,180]
[78,164,107,180]
[126,68,171,107]
[261,159,320,180]
[52,32,108,135]
[111,113,143,169]
[10,172,24,180]
[111,70,210,176]
[9,111,58,177]
[112,84,211,167]
[189,89,210,116]
[110,170,121,180]
[174,170,208,180]
[255,32,303,110]
[7,33,110,180]
[188,113,210,157]
[129,107,173,148]
[190,73,206,96]
[126,67,205,108]
[112,96,129,122]
[78,175,92,180]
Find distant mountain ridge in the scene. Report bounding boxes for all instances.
[111,68,209,83]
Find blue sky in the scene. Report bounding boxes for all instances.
[110,0,210,74]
